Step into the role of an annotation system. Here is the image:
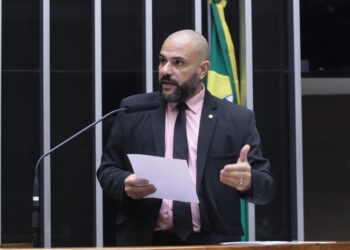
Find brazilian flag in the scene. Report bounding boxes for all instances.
[207,0,240,105]
[206,0,248,241]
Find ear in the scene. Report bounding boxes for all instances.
[198,60,211,80]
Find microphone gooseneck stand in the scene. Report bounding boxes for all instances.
[32,107,126,247]
[32,99,161,247]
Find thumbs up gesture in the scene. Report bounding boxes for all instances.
[220,144,252,192]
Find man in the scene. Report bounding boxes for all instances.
[97,29,274,246]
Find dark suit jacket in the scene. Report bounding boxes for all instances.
[97,90,274,246]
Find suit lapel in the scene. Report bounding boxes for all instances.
[196,91,218,190]
[151,100,166,157]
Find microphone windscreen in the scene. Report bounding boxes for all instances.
[123,101,160,113]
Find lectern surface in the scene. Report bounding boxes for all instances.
[1,242,350,250]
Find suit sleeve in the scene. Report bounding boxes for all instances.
[96,101,133,203]
[239,111,275,205]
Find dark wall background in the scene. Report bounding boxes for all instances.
[1,0,299,246]
[2,0,40,243]
[303,94,350,240]
[50,0,94,246]
[101,0,145,246]
[301,0,350,76]
[252,0,295,241]
[300,0,350,241]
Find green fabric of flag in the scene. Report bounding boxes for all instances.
[207,0,240,104]
[206,0,248,241]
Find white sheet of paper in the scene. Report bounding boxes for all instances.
[127,154,199,203]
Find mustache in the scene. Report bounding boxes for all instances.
[160,75,178,86]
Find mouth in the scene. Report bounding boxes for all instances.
[162,83,176,92]
[161,78,178,91]
[161,79,177,85]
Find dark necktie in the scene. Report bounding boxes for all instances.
[172,102,193,241]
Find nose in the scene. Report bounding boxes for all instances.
[159,61,173,76]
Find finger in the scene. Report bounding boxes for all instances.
[125,184,156,199]
[220,174,240,188]
[220,169,248,181]
[125,174,149,187]
[131,178,150,187]
[220,172,251,191]
[237,144,250,163]
[140,185,156,196]
[222,162,250,173]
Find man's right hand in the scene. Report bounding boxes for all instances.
[124,174,156,199]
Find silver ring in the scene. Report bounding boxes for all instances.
[239,177,243,185]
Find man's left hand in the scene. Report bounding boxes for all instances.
[220,144,252,192]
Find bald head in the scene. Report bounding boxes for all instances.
[158,29,211,102]
[163,29,210,61]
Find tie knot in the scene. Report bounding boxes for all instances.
[176,102,187,113]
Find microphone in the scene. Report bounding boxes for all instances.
[124,100,160,113]
[32,100,160,247]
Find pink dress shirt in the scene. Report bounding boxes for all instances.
[155,86,205,232]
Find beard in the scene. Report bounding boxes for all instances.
[159,73,200,103]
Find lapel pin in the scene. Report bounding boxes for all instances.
[208,114,214,119]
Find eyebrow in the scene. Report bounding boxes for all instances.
[159,53,185,61]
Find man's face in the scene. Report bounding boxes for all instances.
[158,37,203,103]
[159,71,199,103]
